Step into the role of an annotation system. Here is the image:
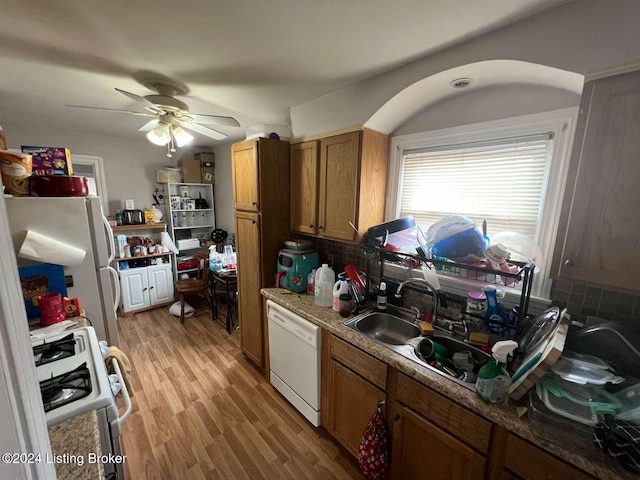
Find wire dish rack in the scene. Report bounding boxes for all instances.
[361,244,535,337]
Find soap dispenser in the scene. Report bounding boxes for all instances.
[475,340,518,403]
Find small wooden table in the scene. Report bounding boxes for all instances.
[210,270,237,333]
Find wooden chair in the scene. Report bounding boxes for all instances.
[175,252,212,324]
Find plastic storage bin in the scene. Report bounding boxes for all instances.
[615,383,640,423]
[527,389,598,452]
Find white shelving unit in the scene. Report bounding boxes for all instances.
[111,223,175,315]
[163,182,215,281]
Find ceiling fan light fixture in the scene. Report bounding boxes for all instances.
[146,122,171,146]
[172,126,194,147]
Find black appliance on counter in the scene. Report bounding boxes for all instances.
[122,209,143,225]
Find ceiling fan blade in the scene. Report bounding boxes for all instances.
[179,121,227,141]
[187,114,240,127]
[138,119,159,132]
[115,88,165,114]
[65,105,156,116]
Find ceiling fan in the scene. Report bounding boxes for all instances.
[66,80,240,156]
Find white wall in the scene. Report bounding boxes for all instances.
[290,0,640,137]
[212,141,235,234]
[394,84,581,135]
[2,122,174,215]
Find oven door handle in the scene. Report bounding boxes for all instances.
[111,357,132,426]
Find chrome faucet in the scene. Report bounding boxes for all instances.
[394,278,438,323]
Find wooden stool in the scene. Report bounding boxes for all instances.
[175,252,212,324]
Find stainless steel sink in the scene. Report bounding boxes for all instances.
[351,312,421,345]
[343,309,490,390]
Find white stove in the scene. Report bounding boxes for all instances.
[32,327,130,479]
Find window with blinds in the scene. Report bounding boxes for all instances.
[399,133,554,238]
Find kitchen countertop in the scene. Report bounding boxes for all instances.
[261,288,618,480]
[48,411,105,480]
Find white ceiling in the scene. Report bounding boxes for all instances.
[0,0,566,146]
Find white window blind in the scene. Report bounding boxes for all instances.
[400,134,553,238]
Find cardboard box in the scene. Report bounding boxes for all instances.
[201,160,215,184]
[196,152,215,184]
[21,146,73,175]
[182,158,202,183]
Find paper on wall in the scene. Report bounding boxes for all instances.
[18,230,86,266]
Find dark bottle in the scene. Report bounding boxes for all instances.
[376,281,387,311]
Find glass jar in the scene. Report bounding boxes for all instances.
[339,293,355,318]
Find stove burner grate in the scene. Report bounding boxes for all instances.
[40,363,92,413]
[33,333,76,366]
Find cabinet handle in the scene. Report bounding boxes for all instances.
[143,287,148,292]
[252,220,257,225]
[252,202,257,206]
[309,224,315,229]
[149,286,154,290]
[318,226,324,230]
[394,414,400,422]
[564,259,573,267]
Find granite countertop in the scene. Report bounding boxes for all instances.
[261,288,617,480]
[48,411,104,480]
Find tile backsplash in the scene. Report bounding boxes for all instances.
[550,279,640,325]
[313,237,640,325]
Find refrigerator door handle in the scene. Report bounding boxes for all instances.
[102,215,116,263]
[107,266,120,313]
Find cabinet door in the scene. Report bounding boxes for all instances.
[148,264,174,306]
[232,140,260,212]
[391,405,486,480]
[235,211,264,368]
[290,141,319,235]
[326,359,386,457]
[318,132,361,241]
[119,269,149,313]
[501,433,593,480]
[553,71,640,290]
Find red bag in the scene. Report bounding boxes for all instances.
[358,401,389,479]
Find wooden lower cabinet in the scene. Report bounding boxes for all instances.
[499,433,594,480]
[318,331,597,479]
[235,211,264,368]
[326,358,386,457]
[391,404,486,480]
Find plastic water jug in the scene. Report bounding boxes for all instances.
[332,274,350,312]
[314,264,335,307]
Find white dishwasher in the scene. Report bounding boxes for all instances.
[267,299,321,426]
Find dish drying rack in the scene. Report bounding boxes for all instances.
[361,244,535,339]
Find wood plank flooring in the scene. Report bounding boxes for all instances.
[117,306,363,480]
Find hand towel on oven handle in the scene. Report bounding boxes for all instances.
[104,346,134,398]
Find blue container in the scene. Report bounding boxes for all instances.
[430,227,488,259]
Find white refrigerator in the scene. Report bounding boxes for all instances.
[5,196,121,346]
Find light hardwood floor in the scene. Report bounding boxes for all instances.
[117,306,363,480]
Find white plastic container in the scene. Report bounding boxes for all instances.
[332,274,350,312]
[314,264,335,307]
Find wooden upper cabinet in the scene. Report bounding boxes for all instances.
[552,70,640,291]
[290,128,388,243]
[290,141,319,235]
[319,132,361,241]
[232,140,260,212]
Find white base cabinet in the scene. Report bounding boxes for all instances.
[119,263,174,314]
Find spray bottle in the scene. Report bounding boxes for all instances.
[475,340,518,403]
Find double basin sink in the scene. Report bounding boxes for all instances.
[342,308,490,390]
